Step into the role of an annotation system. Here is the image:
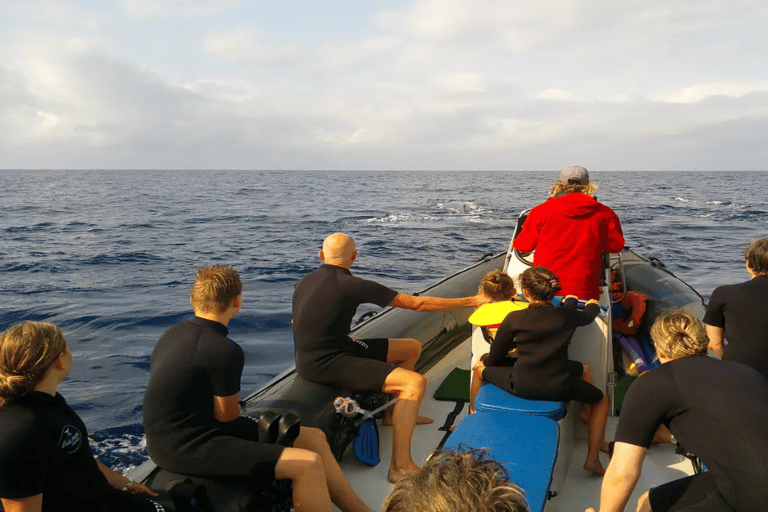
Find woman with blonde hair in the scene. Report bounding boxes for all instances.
[0,321,168,512]
[588,309,768,512]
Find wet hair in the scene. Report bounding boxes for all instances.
[384,448,529,512]
[190,265,242,314]
[479,270,517,302]
[519,266,561,303]
[549,181,598,198]
[745,238,768,275]
[650,309,708,361]
[0,322,68,407]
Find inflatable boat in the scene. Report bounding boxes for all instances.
[128,211,706,512]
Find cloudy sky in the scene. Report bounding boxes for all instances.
[1,0,767,171]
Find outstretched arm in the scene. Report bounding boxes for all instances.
[389,293,489,312]
[585,442,646,512]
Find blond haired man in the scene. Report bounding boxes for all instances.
[144,265,374,512]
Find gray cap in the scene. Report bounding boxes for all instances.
[559,165,589,185]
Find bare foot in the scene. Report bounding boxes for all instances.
[584,459,606,476]
[382,416,433,426]
[388,464,421,483]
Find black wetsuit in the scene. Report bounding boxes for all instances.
[292,264,399,391]
[143,317,283,479]
[0,392,164,511]
[615,356,768,512]
[703,275,768,380]
[482,299,603,403]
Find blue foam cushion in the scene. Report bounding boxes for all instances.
[475,382,568,421]
[444,412,559,512]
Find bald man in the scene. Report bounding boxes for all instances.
[292,233,488,483]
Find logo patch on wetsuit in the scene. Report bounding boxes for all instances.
[58,425,82,454]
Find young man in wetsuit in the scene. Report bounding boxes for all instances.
[143,265,374,512]
[703,237,768,380]
[292,233,489,483]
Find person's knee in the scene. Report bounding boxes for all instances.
[400,338,421,358]
[295,426,331,455]
[400,372,427,400]
[275,448,325,481]
[472,359,485,372]
[636,491,652,512]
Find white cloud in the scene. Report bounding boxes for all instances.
[434,73,486,93]
[202,29,301,64]
[1,1,768,169]
[120,0,234,18]
[537,89,574,101]
[649,82,768,104]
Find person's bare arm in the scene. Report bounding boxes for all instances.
[96,461,157,496]
[705,324,725,357]
[389,293,489,312]
[213,393,241,423]
[1,495,43,512]
[585,442,646,512]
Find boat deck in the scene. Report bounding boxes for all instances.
[338,341,695,512]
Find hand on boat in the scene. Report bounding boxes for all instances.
[121,480,158,496]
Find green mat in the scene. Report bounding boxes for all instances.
[433,368,470,401]
[614,375,638,413]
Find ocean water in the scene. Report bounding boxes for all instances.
[1,169,766,472]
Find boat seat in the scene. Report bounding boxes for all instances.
[475,381,568,421]
[145,466,292,512]
[444,412,560,512]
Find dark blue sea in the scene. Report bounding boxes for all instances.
[1,170,766,472]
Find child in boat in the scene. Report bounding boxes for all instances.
[468,270,528,413]
[0,322,168,512]
[475,266,610,475]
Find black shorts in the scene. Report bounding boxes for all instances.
[649,473,735,512]
[153,416,285,480]
[482,360,603,405]
[297,338,396,392]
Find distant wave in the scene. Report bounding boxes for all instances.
[81,252,164,266]
[362,213,441,224]
[671,196,734,207]
[435,200,490,216]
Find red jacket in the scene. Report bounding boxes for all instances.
[513,193,624,300]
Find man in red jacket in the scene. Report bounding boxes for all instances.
[513,166,624,301]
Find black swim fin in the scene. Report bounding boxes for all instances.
[258,411,281,444]
[353,418,380,466]
[275,413,301,447]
